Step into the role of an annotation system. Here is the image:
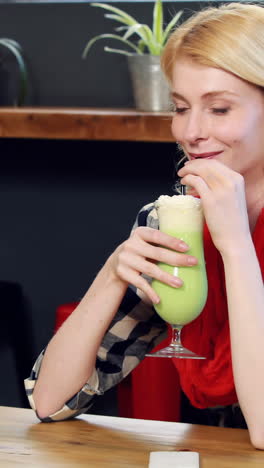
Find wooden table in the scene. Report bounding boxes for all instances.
[1,406,263,467]
[0,107,174,142]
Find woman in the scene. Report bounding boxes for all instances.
[25,3,264,448]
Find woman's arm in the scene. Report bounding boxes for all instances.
[33,257,127,419]
[222,243,264,449]
[179,159,264,449]
[32,205,195,420]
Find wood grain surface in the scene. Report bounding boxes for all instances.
[1,406,264,467]
[0,108,174,142]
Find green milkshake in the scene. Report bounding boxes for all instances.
[152,194,208,326]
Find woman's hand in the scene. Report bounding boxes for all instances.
[178,159,251,255]
[109,226,198,304]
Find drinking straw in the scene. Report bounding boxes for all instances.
[181,184,186,195]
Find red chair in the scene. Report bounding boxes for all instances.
[54,302,181,422]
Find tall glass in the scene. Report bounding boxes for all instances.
[147,195,208,359]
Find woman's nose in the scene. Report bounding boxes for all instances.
[183,113,208,143]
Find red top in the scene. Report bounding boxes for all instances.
[174,208,264,409]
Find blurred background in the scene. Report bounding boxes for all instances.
[0,0,212,416]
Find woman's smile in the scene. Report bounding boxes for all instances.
[188,151,224,160]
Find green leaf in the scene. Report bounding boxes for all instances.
[82,33,143,58]
[91,3,138,27]
[115,26,129,33]
[137,39,146,54]
[137,24,154,44]
[139,24,162,54]
[104,46,133,56]
[1,38,23,52]
[123,23,151,44]
[0,39,28,106]
[153,0,163,45]
[123,23,160,54]
[162,10,183,45]
[104,14,131,26]
[84,2,183,58]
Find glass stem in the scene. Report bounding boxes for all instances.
[171,325,183,348]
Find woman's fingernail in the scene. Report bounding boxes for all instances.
[153,296,160,304]
[188,257,197,265]
[179,241,188,250]
[171,278,183,287]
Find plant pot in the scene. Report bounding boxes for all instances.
[127,55,171,112]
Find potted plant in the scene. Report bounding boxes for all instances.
[82,1,183,111]
[0,38,28,106]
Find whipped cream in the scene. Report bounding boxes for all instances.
[155,195,203,232]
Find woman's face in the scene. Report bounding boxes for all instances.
[171,58,264,180]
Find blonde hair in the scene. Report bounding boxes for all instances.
[161,2,264,87]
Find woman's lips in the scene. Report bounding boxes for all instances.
[189,151,223,159]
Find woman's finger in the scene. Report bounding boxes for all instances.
[136,240,197,267]
[132,226,189,252]
[124,232,198,268]
[117,265,160,304]
[178,159,235,190]
[127,255,183,288]
[180,174,210,200]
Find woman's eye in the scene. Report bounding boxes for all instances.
[174,107,188,114]
[170,103,189,114]
[212,107,230,114]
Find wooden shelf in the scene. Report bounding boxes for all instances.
[0,107,174,142]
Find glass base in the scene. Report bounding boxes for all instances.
[146,344,206,359]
